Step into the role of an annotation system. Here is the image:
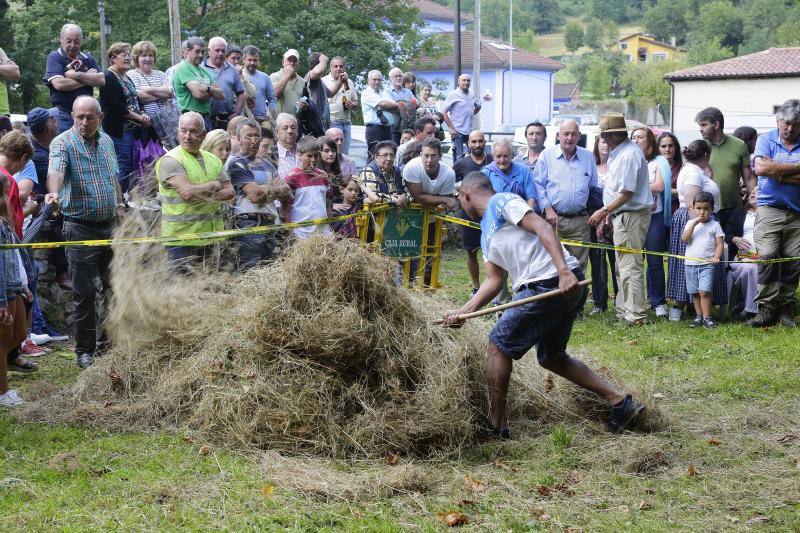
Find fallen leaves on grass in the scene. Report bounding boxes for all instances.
[544,374,554,392]
[746,515,770,525]
[464,474,487,493]
[537,485,551,497]
[261,484,275,497]
[687,464,698,477]
[707,438,722,446]
[385,454,400,466]
[107,367,124,394]
[627,339,638,346]
[457,498,475,506]
[638,500,650,510]
[436,511,468,526]
[198,444,211,456]
[777,434,797,445]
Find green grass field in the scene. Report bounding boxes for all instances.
[2,245,799,530]
[537,19,643,58]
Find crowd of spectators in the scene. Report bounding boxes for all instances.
[0,23,798,408]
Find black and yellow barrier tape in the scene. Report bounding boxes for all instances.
[433,213,800,265]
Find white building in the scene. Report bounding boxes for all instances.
[665,47,800,142]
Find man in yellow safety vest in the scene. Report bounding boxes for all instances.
[156,111,234,268]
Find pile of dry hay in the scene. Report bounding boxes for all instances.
[24,211,663,458]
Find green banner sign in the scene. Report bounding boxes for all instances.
[380,207,424,258]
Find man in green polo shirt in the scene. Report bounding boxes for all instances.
[696,107,755,228]
[270,49,306,116]
[172,36,225,128]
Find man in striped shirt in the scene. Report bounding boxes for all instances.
[45,95,123,370]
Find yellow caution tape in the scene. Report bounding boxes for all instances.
[0,206,388,250]
[434,213,800,265]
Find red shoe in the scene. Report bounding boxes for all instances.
[20,339,46,357]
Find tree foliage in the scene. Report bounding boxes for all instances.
[5,0,440,110]
[584,19,604,50]
[620,59,678,109]
[563,22,584,53]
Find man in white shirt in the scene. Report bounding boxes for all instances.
[445,173,645,438]
[322,57,358,155]
[274,112,300,179]
[402,137,456,209]
[588,113,652,325]
[361,70,398,158]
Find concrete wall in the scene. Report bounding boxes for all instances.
[671,77,798,136]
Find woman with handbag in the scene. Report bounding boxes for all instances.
[128,41,179,150]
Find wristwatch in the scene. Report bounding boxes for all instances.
[206,84,211,94]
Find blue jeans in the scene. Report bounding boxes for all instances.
[111,130,135,194]
[234,217,276,271]
[30,261,49,335]
[331,121,352,155]
[56,108,73,134]
[645,212,667,308]
[452,132,468,160]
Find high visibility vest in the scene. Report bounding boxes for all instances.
[157,146,225,247]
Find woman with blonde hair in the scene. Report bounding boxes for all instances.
[200,129,231,164]
[128,40,179,149]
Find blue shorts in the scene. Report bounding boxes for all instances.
[685,263,714,294]
[489,269,586,363]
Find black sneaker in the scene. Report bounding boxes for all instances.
[609,394,645,433]
[746,308,778,328]
[702,318,717,328]
[589,306,606,316]
[482,415,512,440]
[779,314,796,328]
[690,316,703,328]
[76,353,94,369]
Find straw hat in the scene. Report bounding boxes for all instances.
[598,112,632,133]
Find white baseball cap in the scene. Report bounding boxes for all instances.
[283,49,300,60]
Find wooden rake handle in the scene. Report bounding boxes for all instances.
[434,279,592,325]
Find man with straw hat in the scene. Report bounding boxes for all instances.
[588,112,651,326]
[445,172,645,438]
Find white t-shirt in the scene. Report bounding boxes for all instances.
[647,159,663,214]
[481,194,579,290]
[604,139,651,212]
[685,219,724,265]
[402,158,456,196]
[677,162,720,212]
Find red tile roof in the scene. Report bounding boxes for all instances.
[665,47,800,81]
[415,0,473,23]
[410,32,565,71]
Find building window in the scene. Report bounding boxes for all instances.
[637,47,647,62]
[620,42,628,50]
[652,52,666,61]
[625,54,631,62]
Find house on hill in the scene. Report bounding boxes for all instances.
[615,33,678,63]
[409,2,564,131]
[664,47,800,136]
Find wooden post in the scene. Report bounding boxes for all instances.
[472,0,481,130]
[168,0,182,65]
[98,0,108,70]
[454,0,461,85]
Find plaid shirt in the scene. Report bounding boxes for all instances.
[49,128,119,222]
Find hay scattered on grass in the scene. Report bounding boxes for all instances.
[23,210,664,458]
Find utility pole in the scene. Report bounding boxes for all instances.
[454,0,461,85]
[473,0,481,129]
[508,0,513,123]
[168,0,182,65]
[98,0,109,69]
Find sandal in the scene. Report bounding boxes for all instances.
[8,358,38,373]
